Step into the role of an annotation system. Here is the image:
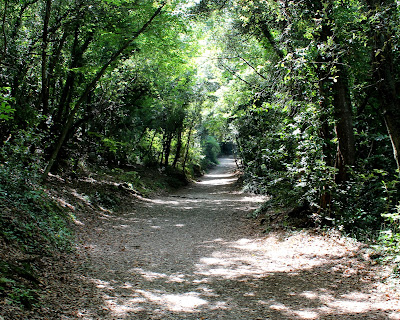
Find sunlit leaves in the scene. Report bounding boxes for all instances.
[0,88,15,121]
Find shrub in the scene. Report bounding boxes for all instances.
[201,135,220,168]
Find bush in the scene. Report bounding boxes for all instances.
[0,87,15,121]
[329,170,399,235]
[201,135,221,168]
[377,202,400,269]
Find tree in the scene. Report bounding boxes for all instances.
[365,0,400,174]
[190,0,398,227]
[42,1,167,179]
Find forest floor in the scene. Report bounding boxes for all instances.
[4,157,400,319]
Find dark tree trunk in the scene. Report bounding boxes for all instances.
[53,27,93,131]
[163,132,173,168]
[259,22,284,60]
[40,0,52,116]
[366,0,400,173]
[316,69,334,211]
[172,130,182,168]
[313,1,355,184]
[310,0,356,214]
[333,63,356,183]
[144,129,157,158]
[316,57,335,168]
[1,0,8,60]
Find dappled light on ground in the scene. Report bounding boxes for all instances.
[85,231,400,319]
[76,158,400,319]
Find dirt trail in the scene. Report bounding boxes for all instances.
[76,157,400,319]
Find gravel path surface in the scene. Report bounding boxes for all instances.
[77,157,400,319]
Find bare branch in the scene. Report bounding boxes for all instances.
[237,55,268,80]
[218,62,255,88]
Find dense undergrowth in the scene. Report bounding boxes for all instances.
[0,138,73,309]
[246,166,400,278]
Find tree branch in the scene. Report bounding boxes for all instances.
[219,62,255,88]
[259,22,284,60]
[238,55,268,80]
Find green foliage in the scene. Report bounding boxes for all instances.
[8,287,39,310]
[378,176,400,264]
[331,171,398,235]
[377,203,400,276]
[1,0,400,286]
[0,260,40,309]
[201,135,221,168]
[379,226,400,260]
[107,167,165,196]
[197,2,400,265]
[87,132,128,165]
[0,132,72,252]
[0,88,15,121]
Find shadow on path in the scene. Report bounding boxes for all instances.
[75,157,400,319]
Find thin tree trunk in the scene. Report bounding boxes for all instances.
[40,0,52,115]
[383,110,400,172]
[182,126,193,171]
[333,63,356,183]
[172,130,182,168]
[143,129,157,158]
[1,0,8,60]
[366,0,400,173]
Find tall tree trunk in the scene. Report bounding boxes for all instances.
[144,129,157,158]
[314,1,355,183]
[44,31,67,115]
[163,132,173,168]
[53,27,93,132]
[316,64,334,211]
[316,56,335,168]
[366,0,400,173]
[333,63,356,183]
[1,0,8,60]
[40,0,52,115]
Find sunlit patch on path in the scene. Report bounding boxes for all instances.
[79,157,400,319]
[197,171,238,186]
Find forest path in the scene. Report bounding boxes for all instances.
[78,157,400,320]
